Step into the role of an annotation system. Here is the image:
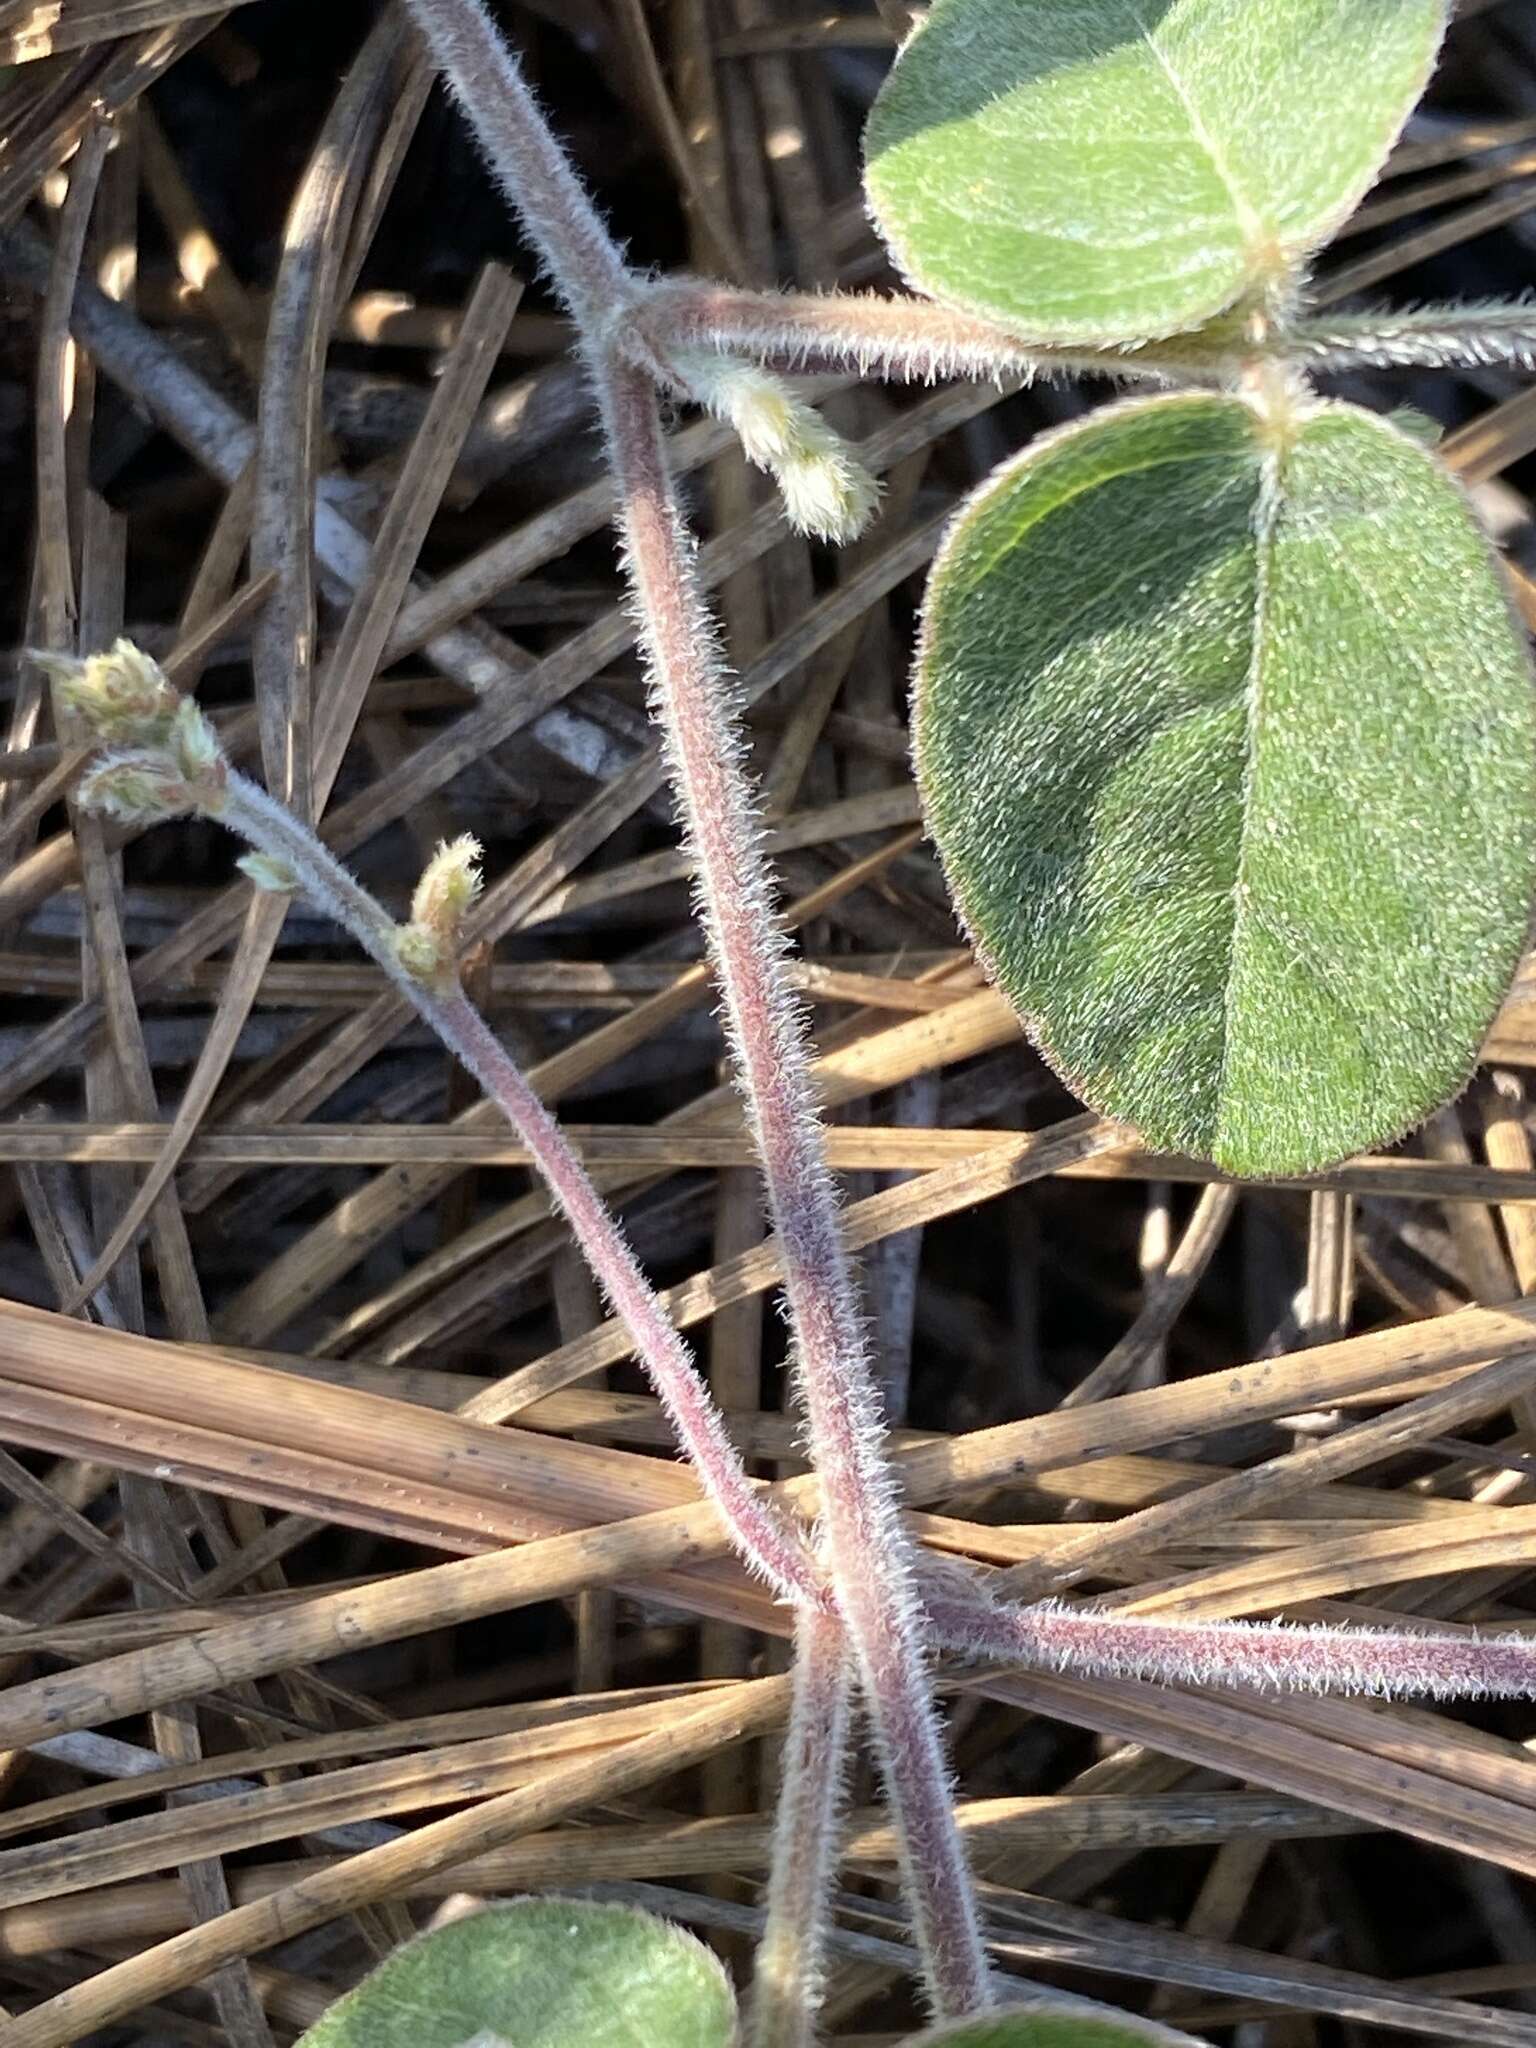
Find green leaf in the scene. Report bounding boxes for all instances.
[913,392,1536,1177]
[864,0,1448,343]
[293,1899,737,2048]
[1383,405,1444,449]
[897,2009,1206,2048]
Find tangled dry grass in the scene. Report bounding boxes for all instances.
[7,1,1536,2040]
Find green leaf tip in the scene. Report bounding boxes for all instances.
[864,0,1449,344]
[292,1898,738,2048]
[913,392,1536,1178]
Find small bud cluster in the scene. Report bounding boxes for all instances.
[393,833,484,983]
[683,357,881,545]
[51,639,229,826]
[35,637,178,742]
[76,756,208,827]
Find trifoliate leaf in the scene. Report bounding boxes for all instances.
[913,392,1536,1176]
[864,0,1448,343]
[292,1899,737,2048]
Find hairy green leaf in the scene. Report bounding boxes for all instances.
[898,2011,1205,2048]
[913,392,1536,1176]
[292,1899,737,2048]
[864,0,1448,343]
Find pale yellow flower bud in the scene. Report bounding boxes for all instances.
[37,637,178,742]
[775,440,881,545]
[682,355,880,544]
[394,835,482,984]
[409,834,484,940]
[714,367,801,469]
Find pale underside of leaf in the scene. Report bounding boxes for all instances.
[863,0,1449,343]
[913,392,1536,1176]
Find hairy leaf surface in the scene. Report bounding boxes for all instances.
[864,0,1448,342]
[913,393,1536,1176]
[293,1900,736,2048]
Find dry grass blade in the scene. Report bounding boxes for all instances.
[61,257,525,1314]
[0,1791,1354,1923]
[0,23,218,223]
[3,5,1536,2037]
[973,1886,1536,2047]
[1,4,253,63]
[1,1679,792,2048]
[1,1292,1534,1746]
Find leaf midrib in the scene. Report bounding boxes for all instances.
[1214,433,1283,1160]
[965,440,1239,591]
[1126,0,1268,254]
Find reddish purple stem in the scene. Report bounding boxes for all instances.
[632,279,1225,386]
[597,352,990,2014]
[930,1591,1536,1700]
[749,1604,855,2048]
[222,772,820,1610]
[430,982,826,1608]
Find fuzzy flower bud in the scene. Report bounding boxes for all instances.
[410,834,483,939]
[35,637,178,743]
[55,643,227,823]
[237,851,300,894]
[77,752,201,826]
[702,363,802,469]
[775,427,882,546]
[679,353,880,544]
[394,835,483,983]
[168,696,224,782]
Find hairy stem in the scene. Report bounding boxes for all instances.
[597,350,989,2015]
[399,0,633,340]
[216,773,822,1609]
[928,1590,1536,1700]
[632,278,1235,386]
[635,280,1536,387]
[401,0,991,2015]
[1285,300,1536,372]
[748,1605,855,2048]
